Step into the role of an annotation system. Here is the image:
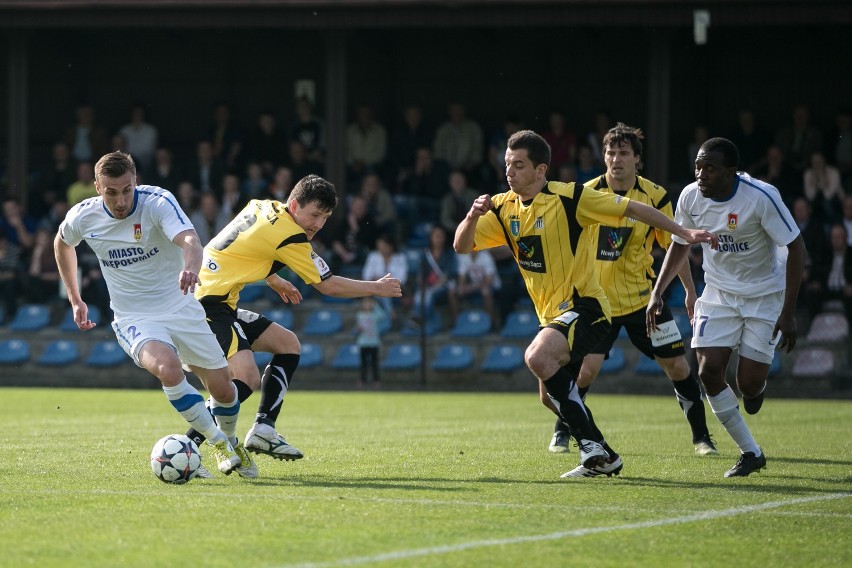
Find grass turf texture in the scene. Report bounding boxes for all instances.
[0,387,849,568]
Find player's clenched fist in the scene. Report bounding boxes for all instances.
[467,194,494,218]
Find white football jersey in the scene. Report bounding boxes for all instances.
[59,186,197,317]
[673,173,799,297]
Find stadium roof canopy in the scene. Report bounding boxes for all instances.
[0,0,850,28]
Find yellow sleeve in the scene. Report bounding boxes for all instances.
[276,241,328,285]
[655,197,674,250]
[576,186,630,228]
[472,209,510,251]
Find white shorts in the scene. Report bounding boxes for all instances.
[111,301,227,370]
[691,284,783,364]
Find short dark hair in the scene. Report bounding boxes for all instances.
[94,151,136,181]
[507,129,551,170]
[603,122,644,157]
[700,137,740,168]
[289,174,338,212]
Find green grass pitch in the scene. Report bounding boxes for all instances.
[0,387,849,567]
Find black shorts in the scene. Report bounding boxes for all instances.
[544,297,612,375]
[590,303,685,360]
[203,303,274,359]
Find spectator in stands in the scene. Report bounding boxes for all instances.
[775,103,823,174]
[191,193,230,246]
[389,104,433,191]
[24,228,60,305]
[330,195,378,272]
[175,181,199,218]
[793,197,829,281]
[358,173,396,238]
[803,151,844,225]
[146,147,182,191]
[0,232,21,320]
[219,173,245,218]
[1,197,37,254]
[687,125,710,176]
[728,108,770,175]
[241,161,268,201]
[345,104,387,189]
[433,102,483,186]
[246,110,287,178]
[842,195,852,246]
[30,142,75,219]
[556,162,577,183]
[362,232,408,323]
[575,144,603,185]
[118,102,158,173]
[804,224,852,345]
[290,96,325,164]
[266,166,294,202]
[829,108,852,190]
[486,114,523,191]
[286,139,324,182]
[38,200,70,234]
[402,146,449,227]
[412,225,459,327]
[586,109,614,171]
[753,144,801,205]
[188,140,225,197]
[207,101,243,170]
[455,248,501,327]
[64,103,109,164]
[355,296,386,390]
[440,169,479,235]
[66,161,97,206]
[542,111,577,175]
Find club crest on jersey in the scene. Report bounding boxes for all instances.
[510,219,520,237]
[133,224,142,241]
[535,216,544,230]
[727,213,738,231]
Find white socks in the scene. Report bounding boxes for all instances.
[163,378,225,444]
[209,382,240,445]
[707,386,761,456]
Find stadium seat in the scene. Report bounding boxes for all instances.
[321,294,355,305]
[805,312,849,343]
[253,351,272,367]
[382,343,421,370]
[666,280,687,307]
[302,308,343,336]
[671,309,692,338]
[792,348,835,378]
[36,340,80,366]
[0,339,31,365]
[450,309,491,338]
[299,342,324,368]
[263,308,294,330]
[59,305,101,332]
[406,221,433,249]
[600,346,626,374]
[635,356,663,375]
[481,344,524,373]
[402,311,442,337]
[84,341,127,367]
[500,310,539,339]
[9,304,52,332]
[330,343,361,370]
[239,283,265,302]
[432,344,474,372]
[769,353,782,376]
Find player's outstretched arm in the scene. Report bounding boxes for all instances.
[266,273,303,304]
[454,194,493,253]
[313,273,402,299]
[626,200,718,249]
[172,229,203,294]
[54,233,96,330]
[646,242,690,336]
[775,234,806,352]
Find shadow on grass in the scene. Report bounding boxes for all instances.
[613,476,852,494]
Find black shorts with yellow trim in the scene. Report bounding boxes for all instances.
[590,303,685,360]
[202,303,274,359]
[543,297,612,375]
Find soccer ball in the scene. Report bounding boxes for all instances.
[150,434,202,484]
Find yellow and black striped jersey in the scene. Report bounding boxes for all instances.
[585,175,673,317]
[472,181,630,325]
[195,199,332,310]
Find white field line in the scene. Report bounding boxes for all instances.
[273,492,852,568]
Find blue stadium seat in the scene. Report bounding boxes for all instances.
[666,280,687,307]
[302,308,343,336]
[321,294,355,305]
[635,356,663,375]
[59,305,101,332]
[481,344,524,373]
[432,344,474,372]
[263,308,294,330]
[0,339,31,365]
[239,283,265,302]
[254,351,272,367]
[382,343,421,370]
[450,309,491,338]
[402,311,442,337]
[600,346,625,374]
[671,309,693,338]
[299,342,324,368]
[769,353,782,377]
[36,340,80,366]
[331,344,360,370]
[406,222,433,249]
[9,304,52,332]
[84,341,127,367]
[500,310,539,339]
